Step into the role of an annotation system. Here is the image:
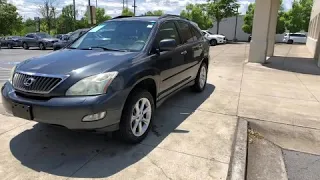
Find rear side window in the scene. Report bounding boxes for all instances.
[26,34,34,38]
[177,21,194,43]
[190,25,202,40]
[156,21,181,46]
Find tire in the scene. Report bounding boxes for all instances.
[287,39,293,44]
[192,62,208,92]
[118,89,155,144]
[210,39,217,46]
[7,43,13,49]
[39,42,46,50]
[23,42,29,50]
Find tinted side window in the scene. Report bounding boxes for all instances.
[177,21,194,43]
[190,25,202,40]
[26,34,34,38]
[156,21,181,46]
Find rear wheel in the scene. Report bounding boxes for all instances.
[192,62,208,92]
[39,42,46,50]
[118,89,154,143]
[23,42,29,50]
[7,43,13,49]
[287,39,294,44]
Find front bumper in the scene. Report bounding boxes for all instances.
[1,82,126,131]
[217,39,227,44]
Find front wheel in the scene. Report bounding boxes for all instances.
[192,62,208,92]
[39,43,46,50]
[23,42,29,50]
[118,89,155,144]
[7,43,13,49]
[210,39,217,46]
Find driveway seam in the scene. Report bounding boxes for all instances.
[236,44,246,116]
[0,121,31,136]
[140,143,229,164]
[67,149,104,179]
[295,74,320,102]
[166,104,237,117]
[240,92,319,102]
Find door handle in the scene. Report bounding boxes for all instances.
[181,50,187,55]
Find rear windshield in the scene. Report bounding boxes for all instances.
[70,20,156,52]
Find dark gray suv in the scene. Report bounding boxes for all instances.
[2,15,210,143]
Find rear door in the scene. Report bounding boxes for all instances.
[155,20,188,99]
[176,20,202,81]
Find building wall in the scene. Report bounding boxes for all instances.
[208,15,285,42]
[306,0,320,66]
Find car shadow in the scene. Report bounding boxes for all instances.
[9,84,215,178]
[263,56,320,75]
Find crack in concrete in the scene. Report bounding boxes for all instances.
[145,154,172,180]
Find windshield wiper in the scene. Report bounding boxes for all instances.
[89,46,127,52]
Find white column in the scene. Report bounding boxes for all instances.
[248,0,273,63]
[267,0,280,57]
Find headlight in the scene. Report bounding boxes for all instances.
[9,65,16,84]
[66,72,118,96]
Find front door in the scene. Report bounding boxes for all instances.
[154,21,188,100]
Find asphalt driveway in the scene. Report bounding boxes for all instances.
[0,46,240,180]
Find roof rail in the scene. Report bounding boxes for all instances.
[112,15,132,19]
[159,14,188,20]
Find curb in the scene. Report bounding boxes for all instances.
[227,119,248,180]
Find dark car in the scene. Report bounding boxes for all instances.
[53,28,89,51]
[21,32,59,50]
[2,15,209,143]
[0,36,22,49]
[54,34,65,40]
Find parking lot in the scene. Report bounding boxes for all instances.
[0,45,242,179]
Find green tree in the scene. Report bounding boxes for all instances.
[96,8,111,24]
[299,0,313,32]
[242,1,286,34]
[180,4,212,30]
[0,3,23,36]
[122,7,134,16]
[22,18,36,34]
[38,0,56,34]
[56,5,75,34]
[207,0,239,34]
[145,10,164,16]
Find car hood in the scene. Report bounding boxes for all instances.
[16,49,139,77]
[209,35,225,38]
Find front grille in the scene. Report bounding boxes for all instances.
[13,72,63,94]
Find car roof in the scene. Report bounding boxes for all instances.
[108,15,189,22]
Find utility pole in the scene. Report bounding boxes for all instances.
[233,6,239,42]
[96,0,97,8]
[133,0,136,16]
[73,0,76,30]
[88,0,93,25]
[122,0,124,10]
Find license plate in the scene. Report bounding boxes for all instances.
[12,103,33,120]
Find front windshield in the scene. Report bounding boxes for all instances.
[70,20,156,51]
[206,31,213,35]
[36,33,52,38]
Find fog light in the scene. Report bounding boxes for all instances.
[82,111,106,122]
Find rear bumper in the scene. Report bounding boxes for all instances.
[1,82,127,131]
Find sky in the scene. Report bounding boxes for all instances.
[7,0,294,20]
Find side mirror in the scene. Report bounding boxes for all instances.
[63,36,69,41]
[159,39,177,52]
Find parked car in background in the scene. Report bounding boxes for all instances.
[0,36,22,49]
[201,30,226,46]
[54,34,65,40]
[248,35,252,42]
[2,15,210,143]
[283,33,307,44]
[53,28,89,51]
[21,32,59,50]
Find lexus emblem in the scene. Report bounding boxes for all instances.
[23,77,36,87]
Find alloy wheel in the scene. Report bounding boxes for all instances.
[199,65,207,89]
[130,97,152,137]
